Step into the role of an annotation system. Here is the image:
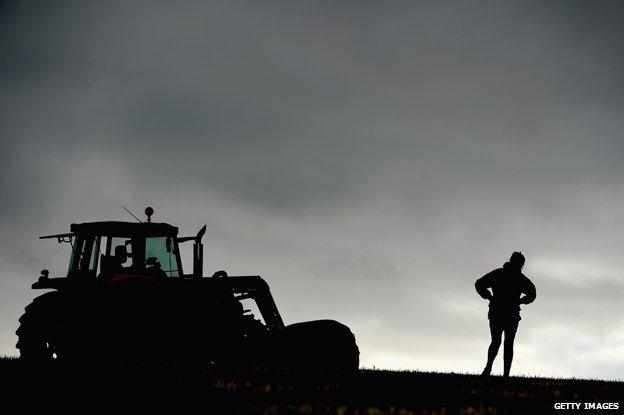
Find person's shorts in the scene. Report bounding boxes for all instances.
[489,315,520,333]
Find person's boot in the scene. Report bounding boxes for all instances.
[503,361,511,377]
[481,365,492,376]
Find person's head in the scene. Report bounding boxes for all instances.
[508,251,525,271]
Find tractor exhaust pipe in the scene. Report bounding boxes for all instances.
[193,225,206,278]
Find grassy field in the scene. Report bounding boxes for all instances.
[0,358,621,414]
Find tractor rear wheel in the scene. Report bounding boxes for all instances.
[15,294,64,363]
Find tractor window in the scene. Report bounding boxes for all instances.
[145,237,179,277]
[67,239,81,273]
[109,237,134,269]
[90,237,101,271]
[67,236,100,275]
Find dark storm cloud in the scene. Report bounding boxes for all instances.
[1,0,624,378]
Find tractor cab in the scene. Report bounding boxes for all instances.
[40,222,184,280]
[68,221,182,279]
[36,208,207,288]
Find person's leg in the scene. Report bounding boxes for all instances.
[482,319,503,376]
[503,320,519,377]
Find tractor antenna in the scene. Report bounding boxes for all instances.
[121,205,142,223]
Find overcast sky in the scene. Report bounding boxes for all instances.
[1,0,623,380]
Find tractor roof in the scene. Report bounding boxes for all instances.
[69,221,178,237]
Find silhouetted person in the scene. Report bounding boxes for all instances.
[475,252,536,377]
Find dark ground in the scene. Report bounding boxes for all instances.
[0,358,621,414]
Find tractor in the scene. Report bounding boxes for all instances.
[15,208,359,371]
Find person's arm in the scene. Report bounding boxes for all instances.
[519,276,536,304]
[475,271,496,300]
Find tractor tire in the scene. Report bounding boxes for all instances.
[269,319,360,373]
[15,292,65,363]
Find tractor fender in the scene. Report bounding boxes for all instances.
[100,273,160,285]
